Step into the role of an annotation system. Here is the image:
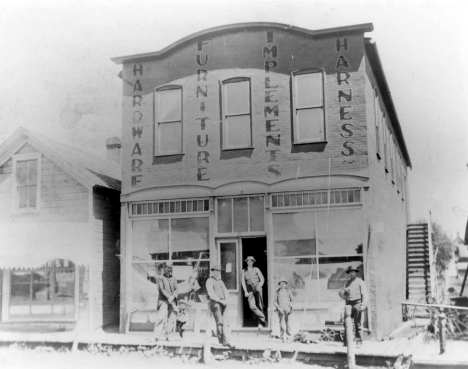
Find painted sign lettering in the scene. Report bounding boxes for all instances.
[335,38,355,164]
[132,63,144,186]
[263,30,282,178]
[196,39,211,181]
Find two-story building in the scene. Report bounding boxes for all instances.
[0,128,121,332]
[112,22,411,340]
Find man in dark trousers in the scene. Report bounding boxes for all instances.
[339,266,368,348]
[241,256,267,327]
[153,262,179,341]
[205,264,234,348]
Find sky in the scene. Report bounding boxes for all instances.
[0,0,467,238]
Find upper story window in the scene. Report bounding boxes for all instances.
[155,86,182,155]
[374,89,381,159]
[222,78,252,149]
[292,70,325,143]
[12,153,41,213]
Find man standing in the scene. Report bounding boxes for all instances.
[205,264,233,348]
[241,256,267,327]
[339,266,368,348]
[153,262,179,341]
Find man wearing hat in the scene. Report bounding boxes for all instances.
[153,262,179,340]
[241,256,267,327]
[273,277,294,342]
[205,264,233,348]
[339,266,368,348]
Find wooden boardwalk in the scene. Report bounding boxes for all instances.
[0,326,467,367]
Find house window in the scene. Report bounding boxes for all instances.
[222,78,252,149]
[374,90,381,159]
[383,118,388,171]
[155,86,182,155]
[12,153,41,213]
[9,259,75,319]
[292,71,325,143]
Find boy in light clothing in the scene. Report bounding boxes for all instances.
[273,277,294,343]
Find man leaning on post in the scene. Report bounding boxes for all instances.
[205,264,234,348]
[339,266,368,348]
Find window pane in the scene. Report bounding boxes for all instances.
[249,197,265,232]
[18,187,28,208]
[220,242,237,290]
[273,212,316,257]
[225,115,251,148]
[28,160,38,184]
[132,263,159,305]
[225,81,250,115]
[158,88,181,122]
[10,271,31,305]
[173,260,210,304]
[29,186,38,208]
[296,108,324,142]
[316,209,364,256]
[171,217,209,259]
[273,258,319,303]
[318,257,363,303]
[233,197,248,232]
[132,219,170,261]
[16,161,28,185]
[295,73,322,108]
[159,122,181,153]
[54,270,75,304]
[218,198,232,233]
[32,270,51,302]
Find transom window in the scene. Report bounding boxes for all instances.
[155,86,182,155]
[292,71,325,143]
[12,153,41,213]
[222,78,252,149]
[217,196,264,233]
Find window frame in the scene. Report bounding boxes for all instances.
[11,152,42,214]
[215,195,266,236]
[131,213,211,263]
[216,239,240,291]
[291,69,326,144]
[154,85,183,156]
[221,77,253,150]
[374,88,382,160]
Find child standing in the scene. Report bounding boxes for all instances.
[175,300,190,339]
[273,278,294,343]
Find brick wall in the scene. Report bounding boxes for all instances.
[364,60,409,339]
[120,29,370,196]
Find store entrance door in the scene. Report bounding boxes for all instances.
[241,237,268,327]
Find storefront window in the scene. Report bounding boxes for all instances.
[273,209,364,305]
[273,258,319,303]
[171,218,209,259]
[316,209,364,256]
[132,216,210,310]
[9,259,75,319]
[132,260,210,306]
[318,256,363,302]
[273,212,316,257]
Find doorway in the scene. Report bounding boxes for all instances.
[241,237,268,327]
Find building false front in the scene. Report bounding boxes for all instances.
[113,23,411,339]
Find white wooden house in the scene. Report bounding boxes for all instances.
[0,128,121,331]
